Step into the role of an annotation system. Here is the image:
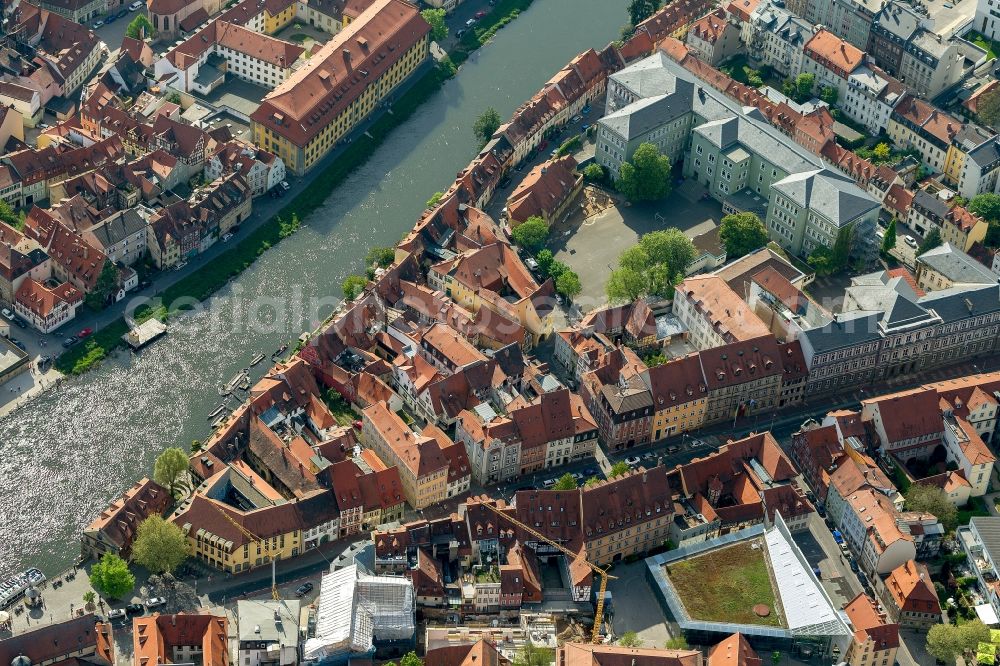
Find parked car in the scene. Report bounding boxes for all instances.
[146,597,166,609]
[1,308,13,321]
[624,455,641,466]
[9,338,24,351]
[138,279,152,290]
[175,260,188,271]
[905,235,918,248]
[466,17,476,26]
[125,603,144,616]
[571,472,584,482]
[91,19,104,29]
[456,28,466,38]
[128,0,144,9]
[108,608,126,620]
[62,336,79,348]
[571,114,582,123]
[116,8,127,17]
[222,232,234,243]
[12,316,26,328]
[474,9,487,18]
[666,445,679,454]
[104,12,117,22]
[850,560,860,573]
[581,105,591,115]
[584,467,598,477]
[280,181,290,191]
[295,582,314,597]
[542,478,556,488]
[78,327,93,338]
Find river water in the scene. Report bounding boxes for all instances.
[0,0,628,576]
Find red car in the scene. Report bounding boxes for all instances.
[352,420,363,430]
[78,327,93,338]
[474,9,487,18]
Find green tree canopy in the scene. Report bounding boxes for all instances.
[85,260,119,310]
[794,73,815,103]
[606,229,694,302]
[553,472,577,490]
[365,246,395,268]
[420,8,448,41]
[426,191,443,208]
[665,636,689,649]
[473,107,502,145]
[616,142,672,202]
[609,461,631,478]
[583,163,604,181]
[0,200,23,230]
[513,640,554,666]
[872,142,892,162]
[555,270,582,299]
[978,88,1000,129]
[927,620,990,663]
[90,553,135,600]
[342,275,368,300]
[131,516,188,574]
[905,483,958,531]
[618,631,643,647]
[719,211,768,259]
[819,86,838,105]
[510,216,549,251]
[970,193,1000,221]
[627,0,662,26]
[917,228,943,256]
[153,447,189,498]
[881,218,897,256]
[126,14,154,39]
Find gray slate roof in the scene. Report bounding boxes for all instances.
[919,283,1000,322]
[801,311,881,354]
[972,517,1000,560]
[917,243,998,286]
[87,209,147,249]
[600,86,694,140]
[771,169,880,227]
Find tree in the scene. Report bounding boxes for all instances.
[473,107,502,145]
[342,275,367,300]
[781,79,796,99]
[618,631,643,647]
[513,640,554,666]
[917,227,943,256]
[510,216,549,252]
[627,0,662,26]
[83,590,96,605]
[664,636,689,649]
[978,88,1000,129]
[583,163,604,181]
[365,246,395,268]
[771,651,782,666]
[131,516,188,574]
[584,476,600,486]
[794,73,815,103]
[420,8,448,41]
[807,245,836,276]
[927,621,991,662]
[744,67,763,88]
[126,14,154,39]
[905,483,958,531]
[719,211,768,259]
[616,142,672,202]
[830,222,854,272]
[881,218,897,256]
[553,473,577,490]
[0,200,21,229]
[872,142,892,162]
[190,439,202,453]
[969,193,1000,221]
[153,447,189,498]
[85,260,119,310]
[556,270,582,299]
[426,191,443,208]
[536,248,554,275]
[606,229,694,302]
[609,461,631,477]
[819,86,838,105]
[399,653,423,666]
[90,553,135,600]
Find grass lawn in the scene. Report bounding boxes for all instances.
[968,30,999,60]
[665,541,784,627]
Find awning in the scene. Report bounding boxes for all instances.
[976,603,999,626]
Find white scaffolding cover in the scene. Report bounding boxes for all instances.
[303,564,414,661]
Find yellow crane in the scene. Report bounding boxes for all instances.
[207,501,280,601]
[480,501,616,644]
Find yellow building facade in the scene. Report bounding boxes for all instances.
[651,396,706,441]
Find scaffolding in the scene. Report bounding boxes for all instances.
[303,564,415,663]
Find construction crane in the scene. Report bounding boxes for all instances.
[480,501,616,644]
[207,501,280,601]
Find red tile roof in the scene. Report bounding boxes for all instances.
[506,155,579,224]
[844,593,900,651]
[708,633,762,666]
[804,29,865,77]
[883,560,941,615]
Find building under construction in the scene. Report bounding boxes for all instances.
[303,563,416,664]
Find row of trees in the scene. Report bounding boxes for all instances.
[510,216,583,299]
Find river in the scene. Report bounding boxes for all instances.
[0,0,628,576]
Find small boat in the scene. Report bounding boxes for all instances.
[207,404,228,420]
[250,353,266,366]
[237,375,252,391]
[224,371,246,393]
[212,414,227,429]
[218,385,230,397]
[272,344,288,360]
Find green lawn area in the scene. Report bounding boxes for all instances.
[665,541,784,627]
[968,31,999,60]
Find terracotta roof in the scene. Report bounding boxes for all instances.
[804,29,865,76]
[892,95,962,146]
[698,335,783,391]
[84,477,169,556]
[15,278,82,319]
[363,400,449,479]
[168,20,304,70]
[883,183,913,218]
[751,266,806,313]
[724,0,761,22]
[707,633,762,666]
[688,8,731,45]
[677,274,770,342]
[133,613,228,666]
[251,0,430,148]
[506,155,579,223]
[844,593,899,651]
[642,353,707,410]
[581,466,672,542]
[559,642,701,666]
[0,615,113,666]
[884,559,941,615]
[864,388,944,444]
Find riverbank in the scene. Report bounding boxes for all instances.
[56,0,534,377]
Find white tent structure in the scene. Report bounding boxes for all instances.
[303,564,415,663]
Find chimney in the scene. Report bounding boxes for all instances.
[642,469,647,482]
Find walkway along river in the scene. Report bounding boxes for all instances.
[0,0,629,576]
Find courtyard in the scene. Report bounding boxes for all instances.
[548,180,723,311]
[195,77,272,119]
[663,540,784,628]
